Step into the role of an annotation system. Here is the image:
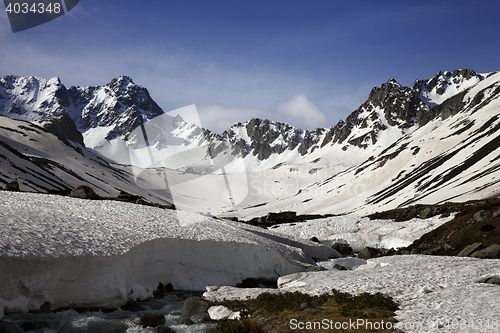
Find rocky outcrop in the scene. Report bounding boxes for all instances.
[4,180,19,192]
[69,185,99,199]
[36,113,84,146]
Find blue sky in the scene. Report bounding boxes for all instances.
[1,0,500,132]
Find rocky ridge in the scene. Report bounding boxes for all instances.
[0,69,488,168]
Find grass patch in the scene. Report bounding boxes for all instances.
[215,290,399,333]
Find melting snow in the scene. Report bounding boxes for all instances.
[270,214,455,252]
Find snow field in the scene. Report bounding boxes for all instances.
[0,191,336,313]
[270,214,455,252]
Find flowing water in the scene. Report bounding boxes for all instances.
[1,292,216,333]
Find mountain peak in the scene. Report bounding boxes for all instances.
[106,75,136,90]
[387,77,399,85]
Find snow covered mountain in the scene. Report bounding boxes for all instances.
[238,71,500,218]
[1,69,498,217]
[0,69,486,173]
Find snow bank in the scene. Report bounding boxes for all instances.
[0,191,336,313]
[271,214,455,252]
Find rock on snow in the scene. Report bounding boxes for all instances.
[0,191,336,313]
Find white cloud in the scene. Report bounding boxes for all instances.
[275,94,330,129]
[196,94,330,133]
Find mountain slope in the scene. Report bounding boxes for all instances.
[0,116,172,204]
[237,72,500,218]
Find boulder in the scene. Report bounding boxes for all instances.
[309,236,321,244]
[70,185,99,199]
[470,244,500,259]
[180,296,211,322]
[333,264,349,271]
[476,275,500,285]
[4,180,20,192]
[165,203,176,210]
[208,305,240,320]
[153,325,177,333]
[473,210,492,222]
[358,247,383,260]
[121,300,147,312]
[332,243,354,256]
[418,207,433,219]
[457,243,483,257]
[153,282,174,299]
[130,312,166,328]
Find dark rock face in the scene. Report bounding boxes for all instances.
[206,118,327,161]
[69,76,164,140]
[180,297,211,323]
[38,113,85,146]
[4,180,20,191]
[403,199,500,257]
[266,211,297,221]
[130,312,166,328]
[70,185,99,199]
